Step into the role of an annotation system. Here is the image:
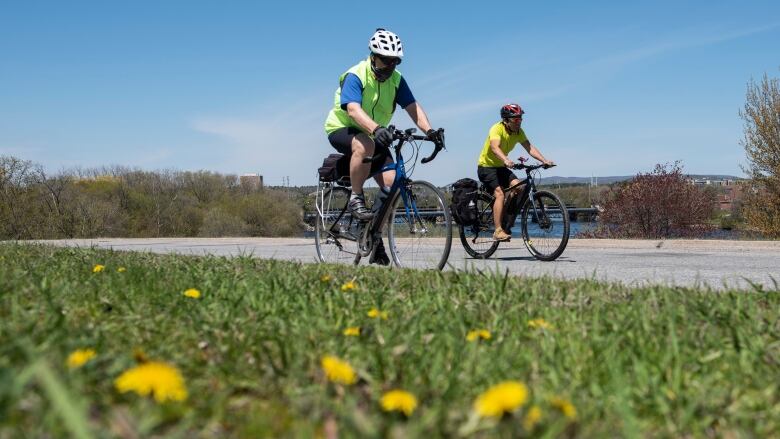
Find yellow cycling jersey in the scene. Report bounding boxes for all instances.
[477,122,528,167]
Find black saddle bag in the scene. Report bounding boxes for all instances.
[318,153,350,182]
[450,178,479,225]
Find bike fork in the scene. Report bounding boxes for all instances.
[526,188,543,220]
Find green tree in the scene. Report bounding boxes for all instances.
[740,72,780,237]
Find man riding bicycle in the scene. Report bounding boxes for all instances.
[477,103,555,241]
[324,28,442,264]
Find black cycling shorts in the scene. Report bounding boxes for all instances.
[477,166,520,194]
[327,127,391,174]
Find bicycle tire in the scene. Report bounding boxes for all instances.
[386,180,452,270]
[315,186,359,264]
[520,190,570,261]
[458,191,500,259]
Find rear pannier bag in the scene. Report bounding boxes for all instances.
[318,153,350,182]
[450,178,479,225]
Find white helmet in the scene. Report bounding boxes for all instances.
[369,28,404,58]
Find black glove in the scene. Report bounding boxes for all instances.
[372,126,393,148]
[426,128,444,146]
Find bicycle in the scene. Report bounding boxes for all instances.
[314,127,452,270]
[458,159,570,261]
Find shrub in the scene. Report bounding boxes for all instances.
[589,162,715,239]
[236,192,301,237]
[740,72,780,238]
[198,209,249,237]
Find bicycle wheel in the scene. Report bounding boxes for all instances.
[520,190,570,261]
[387,180,452,270]
[315,186,359,264]
[458,191,500,259]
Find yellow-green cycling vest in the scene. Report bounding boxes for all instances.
[324,57,402,135]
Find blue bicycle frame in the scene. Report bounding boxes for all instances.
[363,128,438,236]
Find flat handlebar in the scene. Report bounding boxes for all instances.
[511,162,555,171]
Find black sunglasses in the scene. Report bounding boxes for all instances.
[374,54,402,66]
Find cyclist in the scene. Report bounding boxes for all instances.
[477,103,555,241]
[323,28,442,265]
[324,28,443,220]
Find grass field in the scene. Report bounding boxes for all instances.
[0,243,778,438]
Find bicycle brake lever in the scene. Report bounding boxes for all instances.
[421,145,442,164]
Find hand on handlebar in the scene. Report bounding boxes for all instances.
[425,128,445,147]
[372,126,393,149]
[542,160,556,169]
[503,158,515,168]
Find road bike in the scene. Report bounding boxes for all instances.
[459,160,569,261]
[314,127,452,270]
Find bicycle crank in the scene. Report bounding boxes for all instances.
[357,226,374,257]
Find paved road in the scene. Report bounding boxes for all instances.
[28,237,780,291]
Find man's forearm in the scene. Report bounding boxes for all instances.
[529,145,548,162]
[405,103,432,132]
[347,104,380,133]
[491,145,509,163]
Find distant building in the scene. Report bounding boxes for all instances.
[716,184,744,211]
[240,173,263,190]
[688,178,737,187]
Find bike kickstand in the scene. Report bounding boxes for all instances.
[353,253,362,265]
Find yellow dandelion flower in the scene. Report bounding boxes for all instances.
[320,274,332,283]
[92,264,105,273]
[550,397,577,419]
[341,280,357,292]
[67,349,96,369]
[114,361,188,403]
[367,308,389,320]
[466,329,492,342]
[474,381,529,418]
[183,288,201,299]
[320,355,357,385]
[527,318,553,330]
[523,405,542,431]
[380,389,418,416]
[117,267,127,273]
[343,326,361,337]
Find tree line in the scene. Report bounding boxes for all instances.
[0,158,303,240]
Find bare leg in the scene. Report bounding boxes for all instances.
[372,157,396,189]
[493,186,505,231]
[503,179,523,211]
[349,133,375,195]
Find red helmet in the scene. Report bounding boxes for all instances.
[500,103,524,119]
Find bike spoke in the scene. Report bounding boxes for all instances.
[387,180,452,270]
[521,191,569,261]
[458,191,499,259]
[315,186,359,263]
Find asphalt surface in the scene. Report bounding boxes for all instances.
[26,237,780,291]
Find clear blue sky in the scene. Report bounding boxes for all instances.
[1,1,778,186]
